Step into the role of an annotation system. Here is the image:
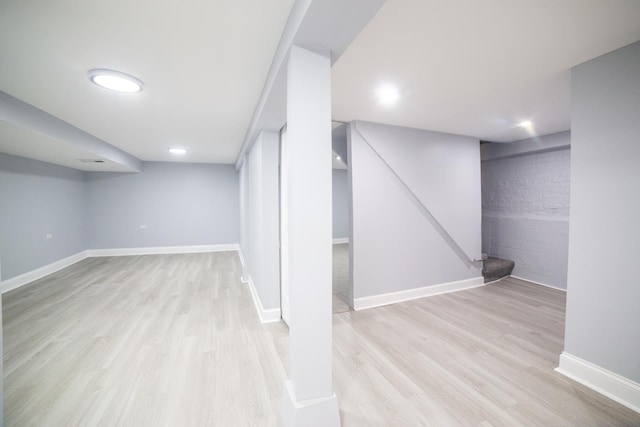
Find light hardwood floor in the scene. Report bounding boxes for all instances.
[333,243,350,313]
[3,253,288,426]
[4,253,639,426]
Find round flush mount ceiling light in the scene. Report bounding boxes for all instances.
[88,69,143,93]
[168,147,188,155]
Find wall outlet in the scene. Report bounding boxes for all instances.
[46,233,53,239]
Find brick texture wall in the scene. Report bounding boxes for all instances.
[481,148,570,289]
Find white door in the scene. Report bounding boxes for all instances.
[279,125,290,326]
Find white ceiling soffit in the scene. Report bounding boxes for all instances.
[0,0,296,168]
[331,0,640,142]
[0,121,136,172]
[234,0,386,168]
[0,91,142,172]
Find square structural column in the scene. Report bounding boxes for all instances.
[281,45,340,426]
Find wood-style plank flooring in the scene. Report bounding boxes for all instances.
[4,253,639,426]
[3,253,288,426]
[333,243,350,313]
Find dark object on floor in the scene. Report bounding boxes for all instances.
[482,257,515,283]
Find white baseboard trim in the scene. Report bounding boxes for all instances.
[483,277,505,285]
[86,244,240,258]
[2,243,282,325]
[281,380,340,427]
[556,352,640,413]
[237,249,251,283]
[237,248,247,268]
[1,244,242,294]
[353,276,485,311]
[245,276,282,323]
[332,238,349,244]
[1,251,88,294]
[511,275,567,292]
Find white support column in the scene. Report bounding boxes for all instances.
[281,45,340,426]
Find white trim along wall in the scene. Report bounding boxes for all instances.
[354,277,484,311]
[556,352,640,413]
[1,244,240,294]
[0,242,285,325]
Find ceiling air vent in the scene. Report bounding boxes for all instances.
[78,159,106,163]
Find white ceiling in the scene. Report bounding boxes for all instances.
[332,0,640,142]
[1,0,639,171]
[0,0,295,167]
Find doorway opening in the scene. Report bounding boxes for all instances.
[279,122,352,322]
[331,122,351,314]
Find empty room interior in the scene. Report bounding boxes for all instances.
[1,0,640,426]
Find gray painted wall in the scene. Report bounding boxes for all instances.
[349,121,482,299]
[564,41,640,382]
[86,162,239,249]
[240,131,281,311]
[1,157,240,280]
[482,132,571,289]
[332,169,349,239]
[0,153,86,280]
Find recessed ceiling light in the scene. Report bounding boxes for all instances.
[376,83,400,106]
[518,120,533,128]
[335,155,341,160]
[168,147,188,155]
[88,69,143,93]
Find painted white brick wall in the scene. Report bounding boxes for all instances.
[482,148,570,289]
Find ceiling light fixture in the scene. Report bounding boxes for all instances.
[518,120,533,128]
[88,69,144,93]
[376,83,400,106]
[168,147,188,155]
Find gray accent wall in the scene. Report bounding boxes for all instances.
[564,41,640,382]
[481,132,571,289]
[332,169,349,239]
[0,153,86,280]
[239,131,280,311]
[85,162,239,249]
[349,121,482,299]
